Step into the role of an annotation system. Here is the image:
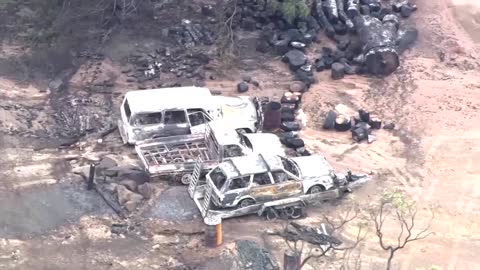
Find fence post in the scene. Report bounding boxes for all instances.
[284,250,301,270]
[87,164,96,190]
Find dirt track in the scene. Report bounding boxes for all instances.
[0,0,480,269]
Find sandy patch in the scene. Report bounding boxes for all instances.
[449,0,480,43]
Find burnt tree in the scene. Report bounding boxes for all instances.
[336,0,354,29]
[371,198,434,270]
[269,207,366,270]
[346,0,360,19]
[313,0,335,37]
[353,15,399,76]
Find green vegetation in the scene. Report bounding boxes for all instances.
[267,0,311,23]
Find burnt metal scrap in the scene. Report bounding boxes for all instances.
[322,104,395,143]
[274,222,342,247]
[228,0,418,87]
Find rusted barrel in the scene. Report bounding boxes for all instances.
[204,215,223,248]
[263,101,282,131]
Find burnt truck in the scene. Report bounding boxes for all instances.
[118,87,264,145]
[135,121,285,184]
[188,153,369,220]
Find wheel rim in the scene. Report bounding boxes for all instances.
[310,186,324,194]
[284,206,295,217]
[266,209,278,220]
[290,208,302,219]
[181,174,191,185]
[240,199,254,208]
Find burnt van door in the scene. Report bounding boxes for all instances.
[163,109,191,136]
[188,109,212,134]
[248,172,277,203]
[270,170,303,199]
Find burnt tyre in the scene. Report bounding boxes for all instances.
[308,185,326,194]
[239,198,256,208]
[334,115,352,132]
[290,207,304,219]
[180,174,192,185]
[323,110,337,130]
[285,137,305,148]
[265,208,279,220]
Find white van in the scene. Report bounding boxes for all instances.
[118,87,263,144]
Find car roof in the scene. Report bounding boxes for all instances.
[124,87,215,114]
[219,154,284,178]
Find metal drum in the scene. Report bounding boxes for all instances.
[204,215,222,248]
[263,101,282,131]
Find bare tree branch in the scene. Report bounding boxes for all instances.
[371,198,434,270]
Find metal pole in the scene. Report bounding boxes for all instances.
[284,250,301,270]
[87,164,96,190]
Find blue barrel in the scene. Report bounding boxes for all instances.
[263,101,282,131]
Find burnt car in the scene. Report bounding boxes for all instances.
[205,153,340,209]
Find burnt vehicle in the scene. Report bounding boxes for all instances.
[118,87,263,144]
[135,121,285,184]
[204,154,343,209]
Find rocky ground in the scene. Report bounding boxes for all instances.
[0,0,480,269]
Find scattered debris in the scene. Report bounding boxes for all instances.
[235,240,279,270]
[322,105,393,143]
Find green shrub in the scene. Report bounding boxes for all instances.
[267,0,311,23]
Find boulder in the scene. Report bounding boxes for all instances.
[138,182,155,199]
[242,75,252,83]
[383,122,395,130]
[295,64,315,86]
[241,17,257,31]
[72,165,91,179]
[360,5,370,15]
[116,185,144,212]
[290,41,306,50]
[97,157,118,171]
[119,179,138,192]
[314,58,327,72]
[337,38,351,51]
[201,5,215,17]
[271,39,290,55]
[282,49,307,71]
[400,3,416,18]
[48,78,66,92]
[331,63,345,80]
[237,81,249,93]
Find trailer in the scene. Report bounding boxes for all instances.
[188,157,369,221]
[135,122,286,184]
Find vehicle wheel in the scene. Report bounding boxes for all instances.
[290,207,304,219]
[323,110,337,130]
[180,174,192,185]
[265,208,278,220]
[239,198,256,208]
[308,185,326,194]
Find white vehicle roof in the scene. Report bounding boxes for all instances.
[208,121,243,146]
[124,87,214,114]
[219,154,284,179]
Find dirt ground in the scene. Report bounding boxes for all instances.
[1,0,480,269]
